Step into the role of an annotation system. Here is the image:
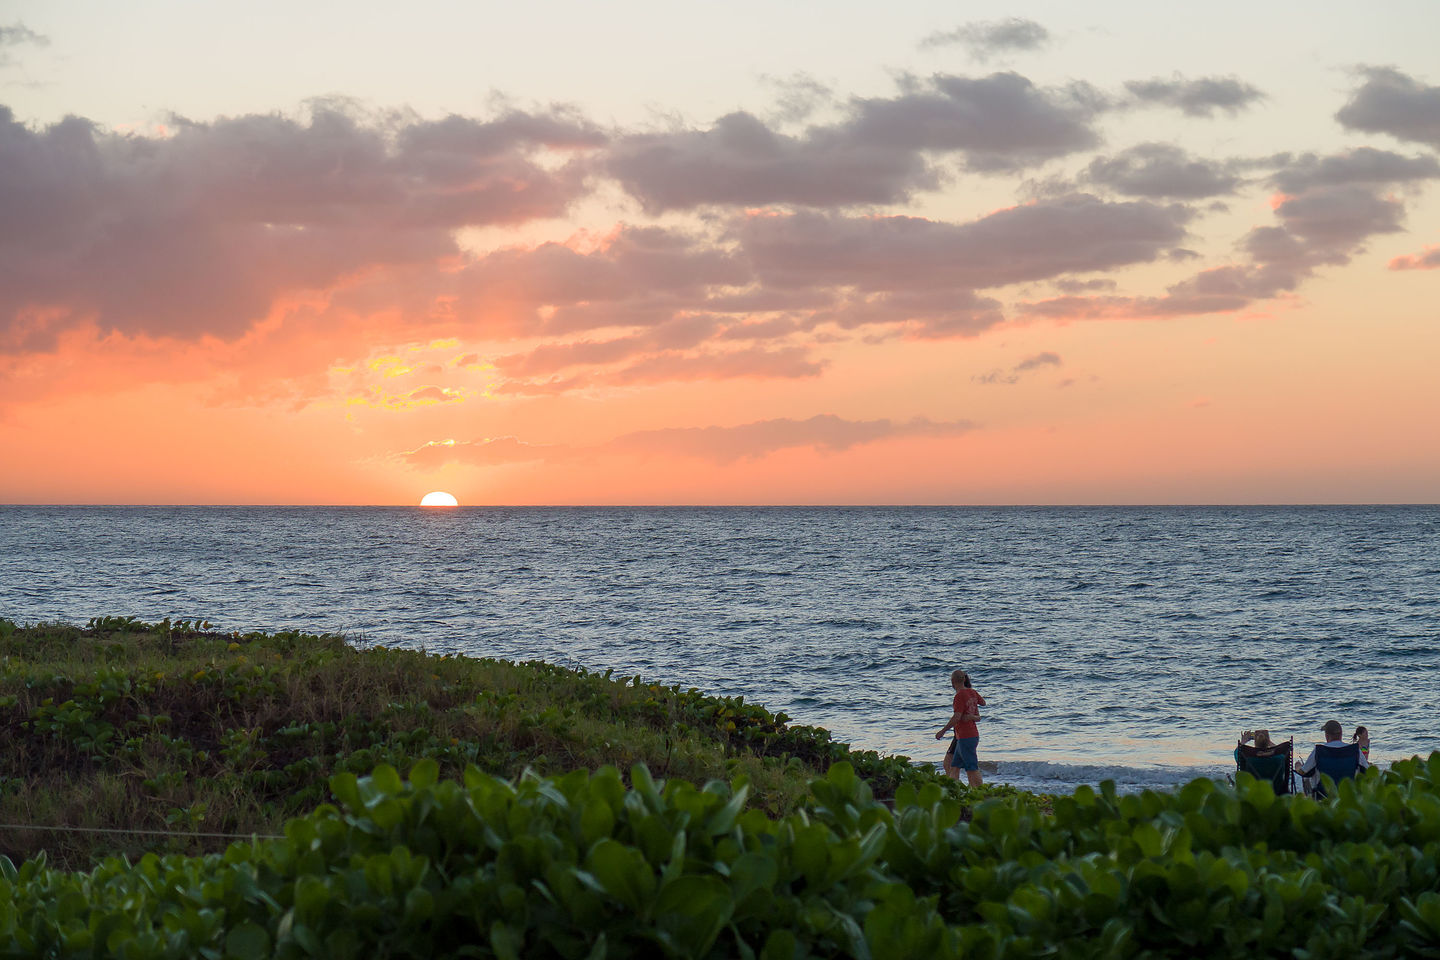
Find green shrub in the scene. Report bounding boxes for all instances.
[1,619,1017,867]
[3,755,1440,958]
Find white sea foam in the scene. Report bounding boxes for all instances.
[983,759,1229,794]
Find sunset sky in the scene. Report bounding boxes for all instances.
[2,1,1438,504]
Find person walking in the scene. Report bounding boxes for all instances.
[936,668,986,787]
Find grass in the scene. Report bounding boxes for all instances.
[0,617,1040,869]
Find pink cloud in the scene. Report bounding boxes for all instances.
[399,413,977,467]
[1389,245,1440,270]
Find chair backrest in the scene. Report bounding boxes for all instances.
[1236,739,1295,794]
[1314,742,1362,784]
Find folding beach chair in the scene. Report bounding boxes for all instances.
[1304,742,1363,799]
[1235,738,1296,794]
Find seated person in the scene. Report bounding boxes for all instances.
[1235,728,1275,760]
[1295,719,1368,796]
[1234,729,1293,793]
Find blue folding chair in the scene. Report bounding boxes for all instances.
[1305,742,1362,799]
[1235,738,1295,794]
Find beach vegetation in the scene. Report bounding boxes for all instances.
[1,752,1440,957]
[0,618,1024,868]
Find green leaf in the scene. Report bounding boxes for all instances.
[704,784,750,836]
[409,758,439,790]
[581,797,615,846]
[586,839,656,912]
[490,921,523,960]
[654,875,734,956]
[730,852,779,905]
[761,929,799,960]
[370,764,403,796]
[224,922,271,960]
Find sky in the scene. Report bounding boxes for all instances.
[2,1,1438,505]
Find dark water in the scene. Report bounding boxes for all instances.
[2,506,1436,792]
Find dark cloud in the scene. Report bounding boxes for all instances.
[1014,351,1062,371]
[605,110,935,211]
[975,350,1061,384]
[493,316,720,376]
[1124,75,1264,117]
[1018,166,1423,322]
[1389,246,1440,270]
[845,72,1105,172]
[358,195,1187,381]
[919,18,1050,59]
[735,196,1191,292]
[1335,67,1440,148]
[1085,143,1242,199]
[0,103,603,349]
[1053,277,1117,293]
[607,71,1105,210]
[1272,147,1440,193]
[810,289,1005,339]
[1272,185,1404,248]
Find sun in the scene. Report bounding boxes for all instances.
[419,491,459,507]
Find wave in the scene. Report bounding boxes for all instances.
[979,758,1227,793]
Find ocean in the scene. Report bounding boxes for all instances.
[2,506,1436,793]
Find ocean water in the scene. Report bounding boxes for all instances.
[2,506,1437,793]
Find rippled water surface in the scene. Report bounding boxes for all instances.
[3,506,1437,791]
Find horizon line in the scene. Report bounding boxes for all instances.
[4,502,1438,509]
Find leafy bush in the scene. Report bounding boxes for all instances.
[4,755,1440,958]
[2,619,1019,867]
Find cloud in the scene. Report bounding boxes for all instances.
[612,414,975,461]
[1124,75,1264,117]
[605,346,824,385]
[0,103,603,349]
[0,22,47,66]
[402,414,977,468]
[1389,245,1440,270]
[1019,145,1434,322]
[736,196,1192,292]
[759,73,835,124]
[340,193,1188,394]
[402,436,554,468]
[1085,143,1243,199]
[606,71,1105,210]
[974,350,1061,384]
[1053,277,1117,293]
[1271,147,1440,193]
[1014,351,1062,371]
[919,18,1050,60]
[1336,67,1440,147]
[493,316,721,376]
[845,72,1106,173]
[605,110,935,210]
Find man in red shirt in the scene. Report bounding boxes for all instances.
[935,668,986,787]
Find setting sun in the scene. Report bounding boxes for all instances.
[419,491,458,507]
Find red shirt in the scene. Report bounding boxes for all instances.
[952,689,985,739]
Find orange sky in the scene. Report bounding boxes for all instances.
[2,6,1438,504]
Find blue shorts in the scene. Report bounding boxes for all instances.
[950,736,979,771]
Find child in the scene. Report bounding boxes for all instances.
[1353,726,1370,763]
[935,669,986,787]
